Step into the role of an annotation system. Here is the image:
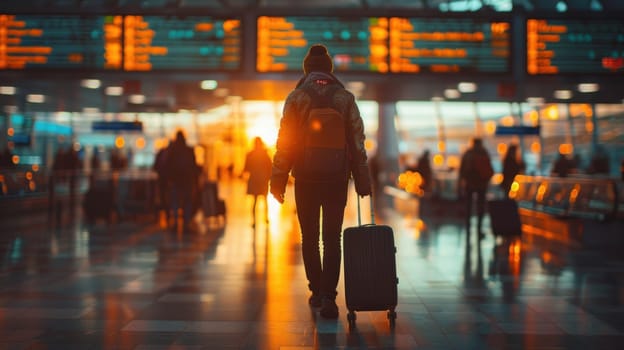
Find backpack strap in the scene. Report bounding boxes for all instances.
[302,82,341,110]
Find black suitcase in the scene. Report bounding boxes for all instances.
[83,181,115,225]
[343,195,398,329]
[488,198,522,237]
[202,181,226,219]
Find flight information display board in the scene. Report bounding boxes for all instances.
[527,18,624,75]
[123,16,241,71]
[389,17,511,73]
[0,14,241,71]
[0,14,122,70]
[257,16,389,73]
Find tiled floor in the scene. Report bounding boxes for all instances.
[1,179,624,349]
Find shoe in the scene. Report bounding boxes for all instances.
[320,298,339,319]
[308,294,322,308]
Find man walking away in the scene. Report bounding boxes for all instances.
[165,131,199,233]
[270,44,371,319]
[459,137,493,237]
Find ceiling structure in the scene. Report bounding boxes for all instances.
[1,0,623,114]
[2,0,624,13]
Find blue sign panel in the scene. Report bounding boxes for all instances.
[92,121,143,132]
[495,125,540,136]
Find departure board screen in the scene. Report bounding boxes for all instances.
[123,16,241,71]
[389,17,511,73]
[257,16,389,73]
[0,14,241,71]
[527,18,624,75]
[0,14,122,70]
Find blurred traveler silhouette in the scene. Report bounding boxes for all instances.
[551,151,570,178]
[270,44,371,319]
[52,147,67,171]
[90,150,101,172]
[587,144,610,175]
[459,137,493,237]
[164,131,199,233]
[500,144,525,197]
[415,149,432,192]
[52,145,80,194]
[110,149,127,170]
[242,137,272,227]
[0,147,15,168]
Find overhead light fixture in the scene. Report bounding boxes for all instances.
[554,90,573,100]
[0,86,17,95]
[81,79,101,89]
[26,94,45,103]
[556,0,567,12]
[214,88,229,98]
[200,80,218,90]
[578,83,599,93]
[590,0,603,11]
[4,105,18,114]
[346,81,365,98]
[444,89,461,99]
[105,86,124,96]
[128,94,146,104]
[458,82,477,93]
[346,81,365,91]
[526,97,544,106]
[82,107,100,114]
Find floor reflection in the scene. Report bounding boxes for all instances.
[0,179,623,349]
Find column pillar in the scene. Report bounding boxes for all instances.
[590,103,599,154]
[376,101,400,188]
[0,113,7,148]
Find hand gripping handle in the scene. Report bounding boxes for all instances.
[356,194,375,227]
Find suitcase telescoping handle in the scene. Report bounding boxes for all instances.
[356,194,375,226]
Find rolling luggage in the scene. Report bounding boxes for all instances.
[202,181,226,219]
[343,195,398,329]
[487,198,522,237]
[83,179,115,225]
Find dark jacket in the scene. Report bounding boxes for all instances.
[165,138,198,186]
[459,146,493,191]
[271,72,370,195]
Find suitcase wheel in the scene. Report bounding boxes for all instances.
[388,310,397,328]
[347,311,356,329]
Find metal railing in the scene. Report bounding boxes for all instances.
[385,169,623,223]
[0,167,158,223]
[510,174,622,221]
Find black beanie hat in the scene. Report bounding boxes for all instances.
[303,44,333,74]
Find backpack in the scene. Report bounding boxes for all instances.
[472,152,494,181]
[298,84,348,182]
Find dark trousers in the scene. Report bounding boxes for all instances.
[170,182,193,229]
[157,178,169,212]
[465,187,486,232]
[295,180,348,300]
